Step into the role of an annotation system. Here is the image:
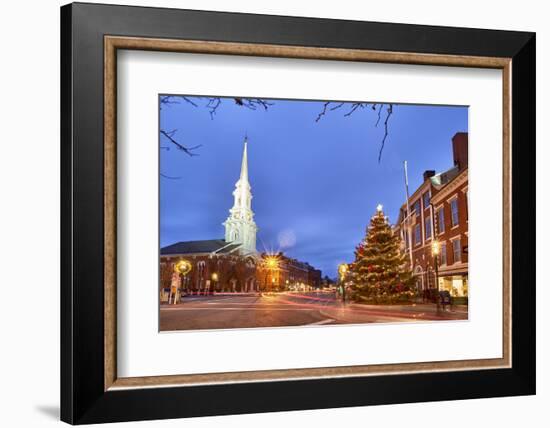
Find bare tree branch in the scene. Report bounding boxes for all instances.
[235,98,274,111]
[375,104,383,127]
[160,129,202,156]
[159,95,275,179]
[160,95,198,108]
[344,102,365,117]
[206,98,222,119]
[378,105,393,163]
[315,101,395,163]
[315,102,331,122]
[160,172,182,180]
[159,96,178,107]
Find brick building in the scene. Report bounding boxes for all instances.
[160,240,259,295]
[395,132,468,297]
[160,137,321,298]
[160,245,321,295]
[259,253,322,291]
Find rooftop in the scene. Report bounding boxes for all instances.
[161,239,241,256]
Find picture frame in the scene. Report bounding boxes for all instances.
[61,2,535,424]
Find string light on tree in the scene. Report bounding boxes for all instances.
[348,204,414,303]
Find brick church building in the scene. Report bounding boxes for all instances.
[160,137,321,297]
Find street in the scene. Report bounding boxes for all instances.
[160,291,468,331]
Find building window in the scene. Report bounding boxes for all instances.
[413,199,421,214]
[450,198,459,227]
[437,208,445,234]
[422,191,431,209]
[440,243,447,265]
[414,224,421,245]
[424,216,432,240]
[452,238,461,263]
[197,261,206,278]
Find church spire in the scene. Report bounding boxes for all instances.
[222,135,258,254]
[239,135,248,182]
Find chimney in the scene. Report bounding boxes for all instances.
[452,132,468,170]
[423,170,436,181]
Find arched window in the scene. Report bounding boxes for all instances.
[414,265,425,290]
[197,261,206,279]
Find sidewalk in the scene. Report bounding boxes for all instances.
[321,302,468,324]
[359,302,468,314]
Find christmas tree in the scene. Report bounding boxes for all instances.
[349,204,414,303]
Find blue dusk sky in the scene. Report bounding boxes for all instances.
[160,96,468,278]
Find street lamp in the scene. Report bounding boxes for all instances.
[431,240,441,312]
[338,263,348,279]
[174,259,192,276]
[338,263,349,304]
[173,259,192,303]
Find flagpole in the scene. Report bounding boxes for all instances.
[403,161,413,267]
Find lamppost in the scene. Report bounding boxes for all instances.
[431,240,441,312]
[174,259,192,303]
[338,263,348,304]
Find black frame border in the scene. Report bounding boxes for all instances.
[61,2,535,424]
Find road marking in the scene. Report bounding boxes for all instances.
[205,302,312,306]
[306,319,334,326]
[161,307,318,311]
[189,297,256,302]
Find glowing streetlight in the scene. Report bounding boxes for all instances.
[265,256,279,270]
[174,259,192,275]
[171,259,192,304]
[211,272,218,282]
[432,240,440,256]
[338,263,348,280]
[338,263,349,304]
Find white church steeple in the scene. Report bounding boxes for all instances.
[223,136,258,254]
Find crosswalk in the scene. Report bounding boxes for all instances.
[159,292,468,331]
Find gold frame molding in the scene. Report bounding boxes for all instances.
[104,36,512,391]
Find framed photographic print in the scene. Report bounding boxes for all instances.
[60,2,535,424]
